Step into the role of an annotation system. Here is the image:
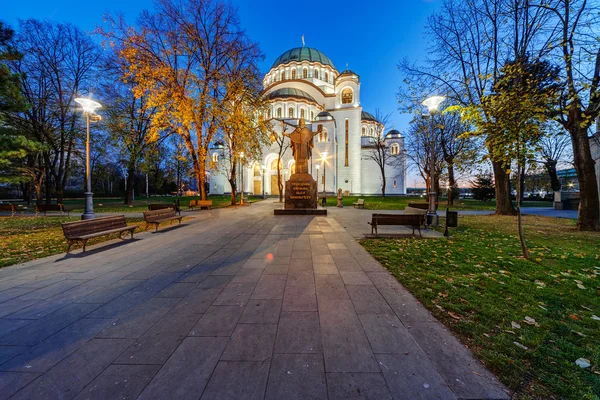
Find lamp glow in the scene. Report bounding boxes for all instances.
[322,152,328,160]
[74,98,102,114]
[422,96,446,114]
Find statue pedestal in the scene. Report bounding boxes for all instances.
[274,173,327,215]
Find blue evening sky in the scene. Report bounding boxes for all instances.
[4,0,442,186]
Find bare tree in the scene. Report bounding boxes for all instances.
[272,123,290,203]
[538,122,572,192]
[365,110,392,198]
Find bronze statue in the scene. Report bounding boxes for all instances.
[282,118,322,174]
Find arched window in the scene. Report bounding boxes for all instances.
[303,68,308,78]
[212,153,219,163]
[254,164,261,177]
[288,107,294,118]
[323,129,328,142]
[318,124,323,142]
[270,158,282,170]
[370,128,374,137]
[362,127,366,136]
[291,69,296,79]
[341,88,353,104]
[281,71,286,80]
[311,111,314,121]
[391,143,400,155]
[345,119,349,167]
[314,70,319,79]
[325,72,329,82]
[277,107,282,118]
[300,109,305,119]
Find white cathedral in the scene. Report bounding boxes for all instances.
[208,45,406,196]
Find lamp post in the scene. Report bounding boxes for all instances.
[321,152,328,198]
[74,97,102,220]
[422,95,445,227]
[239,152,244,205]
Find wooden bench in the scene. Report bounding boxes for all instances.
[353,199,365,209]
[407,203,430,210]
[0,203,28,216]
[143,208,184,232]
[368,213,426,237]
[61,215,137,253]
[188,200,213,210]
[148,203,182,215]
[36,203,72,216]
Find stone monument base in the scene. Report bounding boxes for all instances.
[272,173,327,215]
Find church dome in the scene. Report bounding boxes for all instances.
[361,111,379,123]
[266,88,317,104]
[316,111,334,121]
[271,47,335,69]
[385,129,402,139]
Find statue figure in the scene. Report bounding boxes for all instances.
[282,118,322,174]
[337,188,343,207]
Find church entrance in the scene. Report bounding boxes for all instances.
[270,175,280,196]
[253,180,261,195]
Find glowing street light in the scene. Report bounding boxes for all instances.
[74,97,102,220]
[422,95,446,227]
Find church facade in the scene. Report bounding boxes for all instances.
[208,46,406,196]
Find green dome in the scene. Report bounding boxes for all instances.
[271,47,335,69]
[361,111,379,123]
[267,88,317,103]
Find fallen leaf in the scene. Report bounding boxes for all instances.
[514,342,529,350]
[591,315,600,321]
[575,358,591,369]
[569,314,579,321]
[577,283,586,290]
[571,330,586,337]
[448,312,462,320]
[511,321,521,329]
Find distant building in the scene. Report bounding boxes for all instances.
[208,45,406,196]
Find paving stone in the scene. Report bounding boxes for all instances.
[17,279,86,301]
[201,361,270,400]
[9,338,134,400]
[1,317,114,372]
[0,303,100,346]
[174,267,211,283]
[265,353,327,400]
[134,273,182,295]
[347,285,394,315]
[170,288,222,314]
[407,321,509,399]
[319,299,379,373]
[85,289,153,319]
[313,263,339,275]
[282,286,317,312]
[189,306,244,336]
[291,249,311,259]
[239,300,282,324]
[274,312,322,354]
[326,372,392,400]
[213,282,256,306]
[327,243,347,250]
[0,298,42,318]
[0,371,41,400]
[210,261,244,276]
[74,364,160,400]
[155,282,197,298]
[137,337,228,400]
[286,271,315,287]
[75,279,143,304]
[243,259,267,269]
[0,346,28,365]
[197,275,233,289]
[263,264,289,275]
[312,254,334,264]
[221,323,277,362]
[358,314,421,355]
[0,288,35,303]
[381,291,436,323]
[15,272,75,289]
[230,268,263,283]
[340,271,373,286]
[98,297,180,339]
[0,319,32,338]
[250,275,286,300]
[289,258,312,271]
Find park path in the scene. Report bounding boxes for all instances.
[0,200,508,399]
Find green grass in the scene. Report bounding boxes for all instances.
[326,195,552,211]
[361,215,600,399]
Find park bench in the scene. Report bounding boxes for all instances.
[188,200,213,210]
[0,203,28,216]
[353,199,365,209]
[35,203,73,216]
[61,215,137,253]
[368,213,426,237]
[143,208,184,232]
[407,203,430,210]
[148,203,182,215]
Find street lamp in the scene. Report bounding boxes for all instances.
[321,152,328,198]
[422,95,445,227]
[74,97,102,220]
[239,152,245,205]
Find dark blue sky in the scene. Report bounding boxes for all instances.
[4,0,442,186]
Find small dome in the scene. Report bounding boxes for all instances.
[338,69,359,79]
[385,129,402,139]
[271,47,335,69]
[267,88,317,104]
[211,140,225,149]
[361,111,379,123]
[316,111,333,121]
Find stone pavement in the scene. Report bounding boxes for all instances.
[0,200,508,400]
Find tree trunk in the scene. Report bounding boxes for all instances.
[125,165,135,205]
[45,172,52,205]
[380,166,386,198]
[569,126,600,231]
[516,162,529,259]
[519,168,525,203]
[277,165,283,203]
[229,178,237,206]
[545,159,561,192]
[492,160,516,215]
[447,162,456,206]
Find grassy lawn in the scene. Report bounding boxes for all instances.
[362,215,600,399]
[325,195,552,211]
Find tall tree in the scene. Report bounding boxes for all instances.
[365,110,392,198]
[272,125,290,203]
[538,123,572,192]
[99,0,263,201]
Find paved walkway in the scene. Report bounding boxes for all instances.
[0,200,508,400]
